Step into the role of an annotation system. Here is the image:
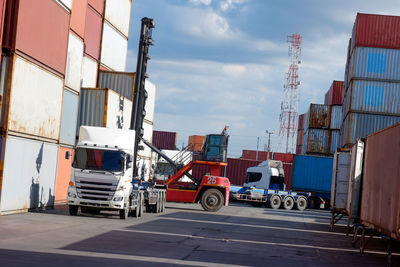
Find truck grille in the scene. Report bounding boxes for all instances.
[75,178,118,201]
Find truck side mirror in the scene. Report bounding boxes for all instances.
[65,151,70,160]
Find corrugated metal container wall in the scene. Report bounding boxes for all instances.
[341,112,400,146]
[343,80,400,117]
[324,88,332,106]
[144,80,156,123]
[188,135,205,152]
[360,122,400,240]
[273,152,294,163]
[58,0,72,10]
[241,150,268,161]
[346,140,364,219]
[6,0,70,75]
[325,81,343,105]
[138,121,153,159]
[0,136,58,213]
[97,70,135,100]
[70,0,87,39]
[65,32,84,92]
[104,0,131,37]
[192,164,210,181]
[330,150,351,212]
[8,56,63,141]
[283,163,293,190]
[59,89,79,146]
[302,129,329,154]
[330,130,340,154]
[351,13,400,51]
[348,47,400,83]
[0,54,10,126]
[292,155,333,193]
[298,114,305,130]
[81,55,98,88]
[55,146,74,203]
[296,145,302,155]
[152,130,177,150]
[0,0,6,47]
[226,158,261,186]
[88,0,104,15]
[330,105,342,129]
[100,21,128,71]
[305,104,331,130]
[297,129,304,146]
[84,5,102,60]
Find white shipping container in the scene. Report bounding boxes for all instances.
[144,80,156,123]
[8,56,63,141]
[81,55,98,88]
[104,0,132,37]
[330,150,351,212]
[100,21,128,71]
[65,32,84,92]
[138,120,153,159]
[0,136,58,214]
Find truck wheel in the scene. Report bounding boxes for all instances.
[161,191,166,212]
[154,194,160,214]
[69,205,78,216]
[283,196,295,210]
[296,197,307,211]
[200,189,224,212]
[139,194,144,217]
[119,207,129,219]
[270,195,281,209]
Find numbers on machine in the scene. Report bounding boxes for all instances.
[207,176,217,184]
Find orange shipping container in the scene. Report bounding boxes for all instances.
[84,5,102,60]
[188,135,204,152]
[70,0,87,39]
[55,146,74,203]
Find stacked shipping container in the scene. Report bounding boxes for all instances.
[296,113,305,154]
[341,13,400,146]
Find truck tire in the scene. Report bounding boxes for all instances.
[154,194,161,213]
[69,205,78,216]
[270,195,281,209]
[139,193,144,217]
[283,196,295,210]
[119,207,129,219]
[200,189,224,212]
[296,197,307,211]
[160,191,165,213]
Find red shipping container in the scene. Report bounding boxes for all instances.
[273,152,294,163]
[242,150,294,163]
[152,130,177,150]
[70,0,87,39]
[84,5,102,60]
[226,158,261,186]
[352,13,400,50]
[324,80,343,105]
[0,0,6,47]
[283,163,293,190]
[298,114,305,130]
[296,145,303,155]
[88,0,104,16]
[4,0,70,75]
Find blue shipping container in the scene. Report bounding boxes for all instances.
[330,130,340,154]
[330,105,342,129]
[292,155,333,193]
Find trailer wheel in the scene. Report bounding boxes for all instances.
[296,197,307,211]
[270,195,281,209]
[69,205,78,216]
[201,189,224,212]
[283,196,295,210]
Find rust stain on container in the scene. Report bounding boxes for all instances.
[361,122,400,240]
[55,146,74,203]
[84,5,102,60]
[307,104,330,129]
[70,0,87,39]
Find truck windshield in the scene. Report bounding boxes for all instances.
[73,148,125,172]
[246,172,262,183]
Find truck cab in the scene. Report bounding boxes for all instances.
[244,160,286,190]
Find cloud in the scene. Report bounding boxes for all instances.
[220,0,247,11]
[189,0,212,6]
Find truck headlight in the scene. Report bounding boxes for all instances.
[68,192,76,198]
[113,196,124,201]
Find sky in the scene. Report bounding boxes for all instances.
[126,0,400,158]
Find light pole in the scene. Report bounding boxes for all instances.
[266,130,274,160]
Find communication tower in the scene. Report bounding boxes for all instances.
[278,33,302,153]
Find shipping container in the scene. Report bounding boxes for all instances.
[65,31,84,92]
[8,55,63,141]
[292,155,333,193]
[144,80,156,123]
[298,113,306,130]
[225,158,261,186]
[341,112,400,146]
[55,146,74,203]
[152,130,177,150]
[0,54,10,128]
[88,0,104,16]
[104,0,131,37]
[188,135,205,152]
[84,5,102,60]
[0,136,58,214]
[81,55,98,88]
[324,81,344,105]
[100,21,128,71]
[330,149,351,213]
[360,122,400,240]
[59,89,79,146]
[297,129,304,147]
[343,79,400,117]
[138,121,154,159]
[0,0,6,47]
[57,0,72,11]
[330,105,342,130]
[242,150,268,161]
[302,129,329,155]
[283,162,293,190]
[304,104,331,130]
[273,152,294,163]
[70,0,87,39]
[4,0,69,75]
[330,130,340,155]
[296,145,302,155]
[97,70,135,100]
[351,13,400,52]
[78,88,132,133]
[346,140,364,219]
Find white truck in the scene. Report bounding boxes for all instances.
[230,160,309,211]
[67,126,166,219]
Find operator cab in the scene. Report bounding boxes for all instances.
[199,127,229,162]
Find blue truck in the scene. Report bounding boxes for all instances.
[230,160,309,211]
